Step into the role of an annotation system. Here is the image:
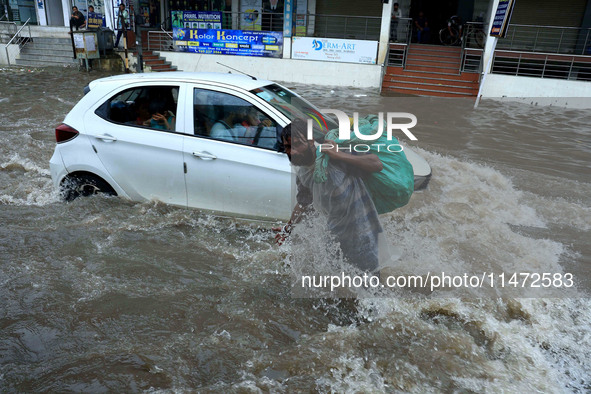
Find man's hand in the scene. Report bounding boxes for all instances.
[272,223,292,245]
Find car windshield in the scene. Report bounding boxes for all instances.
[250,84,338,138]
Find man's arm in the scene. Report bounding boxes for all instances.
[321,140,383,173]
[272,179,313,244]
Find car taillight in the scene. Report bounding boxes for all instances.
[55,124,79,144]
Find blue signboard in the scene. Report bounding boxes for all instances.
[283,0,292,38]
[490,0,515,38]
[87,12,106,28]
[171,11,222,29]
[173,28,283,58]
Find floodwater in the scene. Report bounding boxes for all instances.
[0,67,590,392]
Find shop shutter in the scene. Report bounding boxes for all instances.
[313,0,383,39]
[316,0,383,17]
[510,0,586,27]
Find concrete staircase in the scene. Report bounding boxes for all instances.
[140,50,178,72]
[383,44,480,97]
[131,29,178,72]
[15,36,78,67]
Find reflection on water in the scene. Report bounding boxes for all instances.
[0,67,590,391]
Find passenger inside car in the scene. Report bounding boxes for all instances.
[144,100,175,131]
[210,105,245,142]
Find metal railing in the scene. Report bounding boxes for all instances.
[460,22,485,73]
[499,24,591,55]
[4,17,31,65]
[222,11,380,40]
[148,30,173,52]
[387,18,412,67]
[491,50,591,81]
[221,10,282,32]
[160,16,173,40]
[301,13,381,40]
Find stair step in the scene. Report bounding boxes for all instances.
[405,64,461,73]
[26,42,76,51]
[406,52,461,61]
[21,48,75,57]
[152,67,178,72]
[386,66,479,81]
[30,37,72,45]
[383,85,476,97]
[14,59,78,67]
[150,63,174,70]
[386,74,479,87]
[18,53,77,62]
[405,59,461,68]
[383,80,478,94]
[144,58,169,65]
[142,55,160,61]
[408,44,462,54]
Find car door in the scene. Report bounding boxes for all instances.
[182,84,293,220]
[85,82,188,206]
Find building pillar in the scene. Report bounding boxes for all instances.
[282,0,293,59]
[481,0,500,77]
[306,0,316,36]
[475,0,500,107]
[377,0,392,66]
[61,0,70,27]
[232,0,238,29]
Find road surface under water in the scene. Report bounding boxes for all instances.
[0,67,589,392]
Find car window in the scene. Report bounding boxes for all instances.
[193,88,280,150]
[95,85,179,131]
[251,84,339,140]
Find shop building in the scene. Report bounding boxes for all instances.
[2,0,590,101]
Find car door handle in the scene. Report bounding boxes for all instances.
[95,134,117,142]
[192,151,217,160]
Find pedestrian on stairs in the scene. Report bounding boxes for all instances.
[114,3,130,48]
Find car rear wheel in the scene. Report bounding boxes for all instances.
[61,174,116,201]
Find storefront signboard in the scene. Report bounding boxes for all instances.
[291,36,377,64]
[173,28,283,58]
[87,11,106,28]
[490,0,515,38]
[171,10,222,29]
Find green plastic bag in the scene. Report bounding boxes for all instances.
[313,114,414,214]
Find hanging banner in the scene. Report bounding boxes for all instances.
[240,0,262,31]
[171,10,222,29]
[291,36,377,64]
[490,0,516,38]
[283,0,292,37]
[173,28,283,58]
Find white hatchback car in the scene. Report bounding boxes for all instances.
[50,72,430,221]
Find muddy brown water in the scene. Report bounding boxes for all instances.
[0,67,589,392]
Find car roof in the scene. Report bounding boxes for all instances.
[88,72,274,92]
